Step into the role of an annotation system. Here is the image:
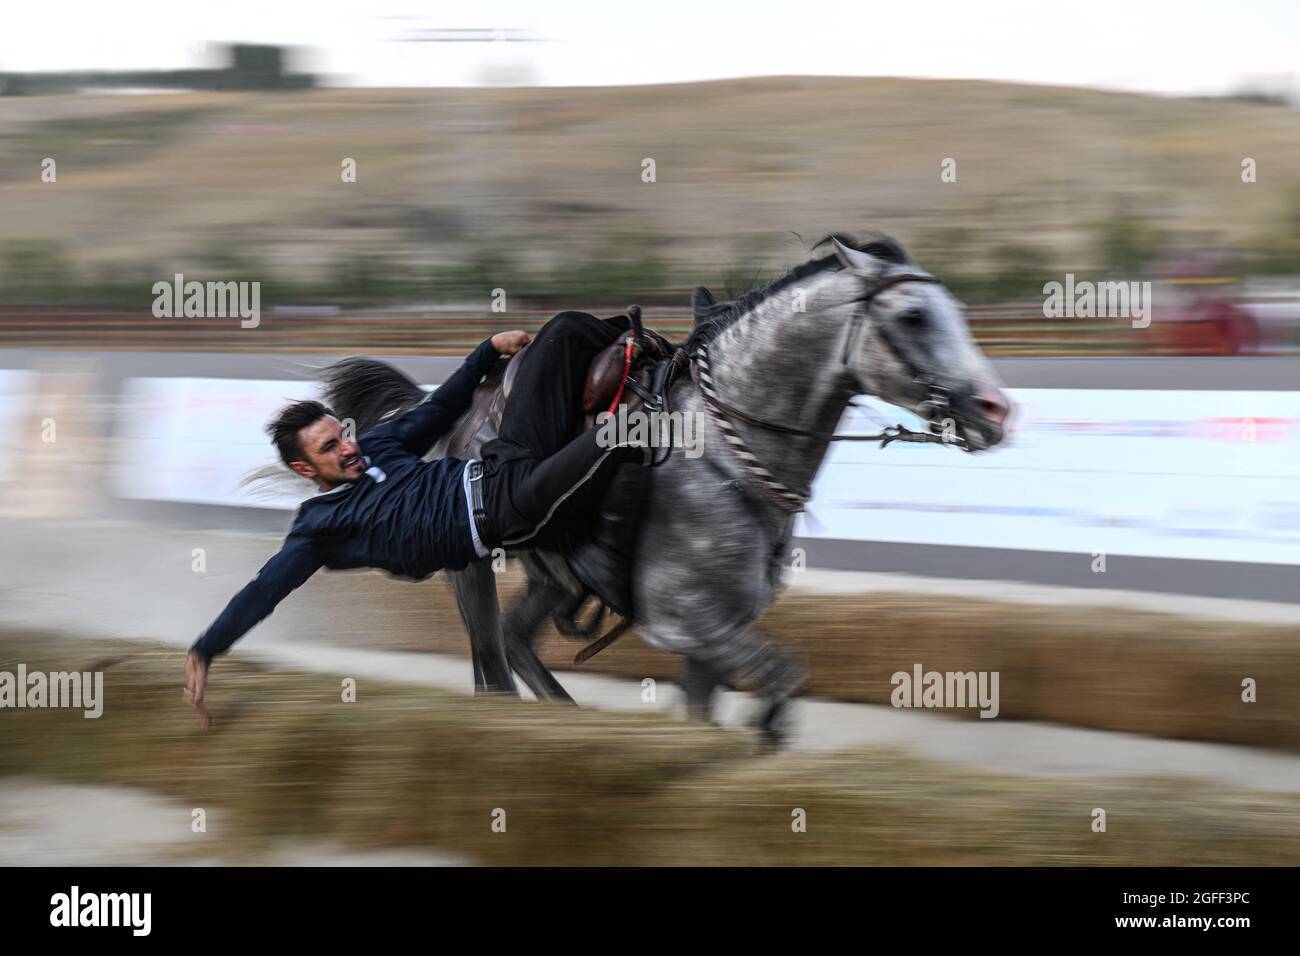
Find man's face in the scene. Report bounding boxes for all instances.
[290,416,365,488]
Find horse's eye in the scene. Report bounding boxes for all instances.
[899,309,927,330]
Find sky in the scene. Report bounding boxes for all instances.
[2,0,1298,96]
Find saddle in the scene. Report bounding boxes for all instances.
[446,307,685,635]
[507,305,677,422]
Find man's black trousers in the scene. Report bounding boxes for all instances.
[477,310,636,550]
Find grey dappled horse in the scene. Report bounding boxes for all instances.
[318,235,1011,742]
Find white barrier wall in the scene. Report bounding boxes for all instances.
[5,366,1300,567]
[111,377,437,511]
[0,370,36,482]
[800,390,1300,566]
[112,376,330,511]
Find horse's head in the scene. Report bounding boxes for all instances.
[828,236,1011,452]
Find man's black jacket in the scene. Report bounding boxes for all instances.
[191,338,499,660]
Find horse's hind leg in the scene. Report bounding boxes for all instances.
[501,577,575,704]
[447,562,517,695]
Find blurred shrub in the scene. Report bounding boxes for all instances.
[1236,186,1300,275]
[328,251,391,305]
[1095,210,1166,275]
[535,233,671,305]
[911,226,987,303]
[986,241,1055,302]
[7,205,1300,316]
[0,238,74,303]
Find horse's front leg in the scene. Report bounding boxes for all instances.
[447,562,517,695]
[730,626,807,745]
[657,617,807,747]
[678,657,725,723]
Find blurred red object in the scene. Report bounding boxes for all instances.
[1160,299,1260,355]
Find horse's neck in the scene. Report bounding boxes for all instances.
[704,287,857,498]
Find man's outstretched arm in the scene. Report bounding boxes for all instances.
[191,530,323,660]
[185,530,322,726]
[360,331,529,458]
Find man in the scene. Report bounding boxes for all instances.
[184,311,638,727]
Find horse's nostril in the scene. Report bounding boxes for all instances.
[974,390,1010,426]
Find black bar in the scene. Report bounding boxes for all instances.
[1,867,1283,941]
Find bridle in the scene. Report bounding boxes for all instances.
[840,271,939,364]
[688,270,966,514]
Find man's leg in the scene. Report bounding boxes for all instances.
[480,311,636,549]
[487,310,629,460]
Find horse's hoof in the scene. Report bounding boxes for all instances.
[755,696,795,750]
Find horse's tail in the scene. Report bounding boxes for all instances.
[319,356,427,436]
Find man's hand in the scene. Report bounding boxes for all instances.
[184,650,212,729]
[491,330,531,356]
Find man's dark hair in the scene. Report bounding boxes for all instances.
[267,400,337,468]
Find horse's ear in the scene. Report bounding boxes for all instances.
[830,236,876,273]
[691,286,719,324]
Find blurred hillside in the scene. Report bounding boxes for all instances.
[0,77,1297,351]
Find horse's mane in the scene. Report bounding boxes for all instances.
[683,233,910,353]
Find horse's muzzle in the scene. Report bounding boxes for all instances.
[950,383,1012,451]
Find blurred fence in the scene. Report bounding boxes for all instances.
[0,303,1289,355]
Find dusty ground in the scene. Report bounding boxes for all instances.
[0,779,469,866]
[2,518,1295,753]
[3,632,1299,866]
